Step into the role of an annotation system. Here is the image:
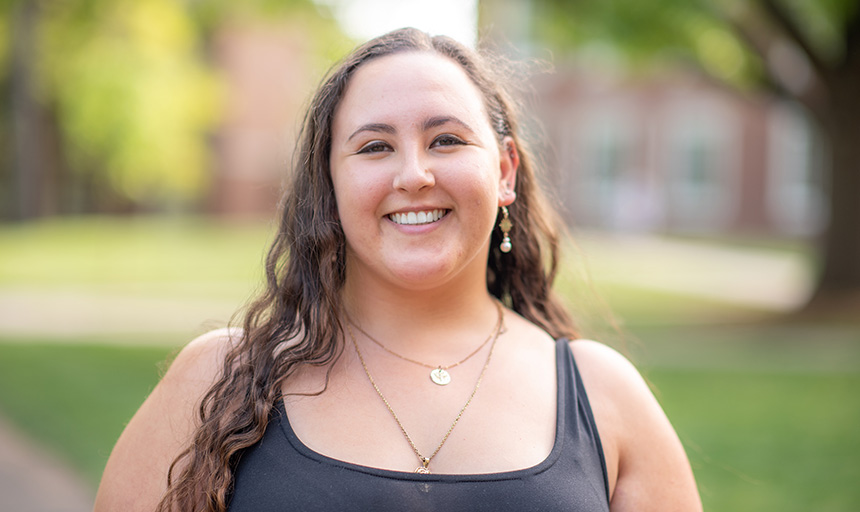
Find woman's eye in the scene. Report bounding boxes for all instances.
[432,135,466,148]
[357,141,391,154]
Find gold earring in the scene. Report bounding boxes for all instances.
[499,206,512,253]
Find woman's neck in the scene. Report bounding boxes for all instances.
[340,276,501,357]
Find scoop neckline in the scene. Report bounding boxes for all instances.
[277,338,568,482]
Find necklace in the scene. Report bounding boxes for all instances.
[348,301,504,386]
[346,306,505,474]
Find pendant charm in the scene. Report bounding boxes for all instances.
[429,368,451,386]
[415,457,431,474]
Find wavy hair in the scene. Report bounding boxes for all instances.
[156,27,576,511]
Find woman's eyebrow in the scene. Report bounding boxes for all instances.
[423,116,475,134]
[347,123,396,142]
[346,116,475,143]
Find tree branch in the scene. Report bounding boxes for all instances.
[842,3,860,72]
[721,12,828,123]
[760,0,831,80]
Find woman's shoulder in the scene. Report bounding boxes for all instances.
[94,328,242,511]
[152,327,244,402]
[166,327,243,384]
[566,339,647,440]
[567,338,662,438]
[567,339,643,394]
[567,339,701,510]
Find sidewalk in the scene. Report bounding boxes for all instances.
[0,416,93,512]
[571,232,812,311]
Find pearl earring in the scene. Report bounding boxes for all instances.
[499,206,512,253]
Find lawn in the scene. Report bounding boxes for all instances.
[0,340,176,485]
[1,216,858,510]
[652,368,860,512]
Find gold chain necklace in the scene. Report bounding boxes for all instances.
[345,306,505,474]
[348,301,504,386]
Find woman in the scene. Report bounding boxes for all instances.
[95,28,701,511]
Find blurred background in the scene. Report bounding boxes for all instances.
[0,0,858,510]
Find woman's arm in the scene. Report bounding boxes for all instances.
[570,340,702,512]
[94,329,236,512]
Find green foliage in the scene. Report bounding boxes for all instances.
[0,0,351,213]
[777,0,858,61]
[39,0,221,208]
[529,0,851,87]
[187,0,354,65]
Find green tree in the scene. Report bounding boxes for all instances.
[2,0,221,215]
[521,0,860,309]
[1,0,347,217]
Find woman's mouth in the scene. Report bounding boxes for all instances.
[388,209,449,226]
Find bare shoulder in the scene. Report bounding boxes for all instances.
[568,339,702,511]
[94,328,242,512]
[161,327,241,391]
[568,340,654,419]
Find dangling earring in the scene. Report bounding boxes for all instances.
[499,206,512,253]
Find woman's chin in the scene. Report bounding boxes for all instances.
[345,243,487,292]
[383,260,455,289]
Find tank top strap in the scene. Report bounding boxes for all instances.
[556,338,611,504]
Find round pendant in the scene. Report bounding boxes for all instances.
[429,368,451,386]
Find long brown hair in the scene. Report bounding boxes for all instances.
[156,27,576,511]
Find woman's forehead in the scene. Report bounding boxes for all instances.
[333,52,490,134]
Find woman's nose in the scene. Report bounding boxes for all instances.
[393,148,435,193]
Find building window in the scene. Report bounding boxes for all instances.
[766,102,827,236]
[664,98,739,232]
[575,111,640,229]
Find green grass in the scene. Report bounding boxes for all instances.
[0,340,175,485]
[649,369,860,512]
[0,215,270,290]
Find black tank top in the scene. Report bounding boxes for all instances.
[229,339,610,511]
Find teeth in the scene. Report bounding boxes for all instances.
[389,209,447,225]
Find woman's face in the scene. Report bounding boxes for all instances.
[330,51,517,292]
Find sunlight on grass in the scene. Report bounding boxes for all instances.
[0,215,271,289]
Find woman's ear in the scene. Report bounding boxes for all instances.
[498,136,519,206]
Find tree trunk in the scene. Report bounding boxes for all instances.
[10,0,48,220]
[806,72,860,311]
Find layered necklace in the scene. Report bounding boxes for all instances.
[348,301,504,386]
[345,301,505,474]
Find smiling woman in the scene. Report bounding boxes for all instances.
[94,28,701,512]
[331,51,516,290]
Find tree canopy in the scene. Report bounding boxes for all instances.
[525,0,860,305]
[1,0,347,216]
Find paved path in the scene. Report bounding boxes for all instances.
[0,287,238,340]
[0,416,93,512]
[571,233,812,311]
